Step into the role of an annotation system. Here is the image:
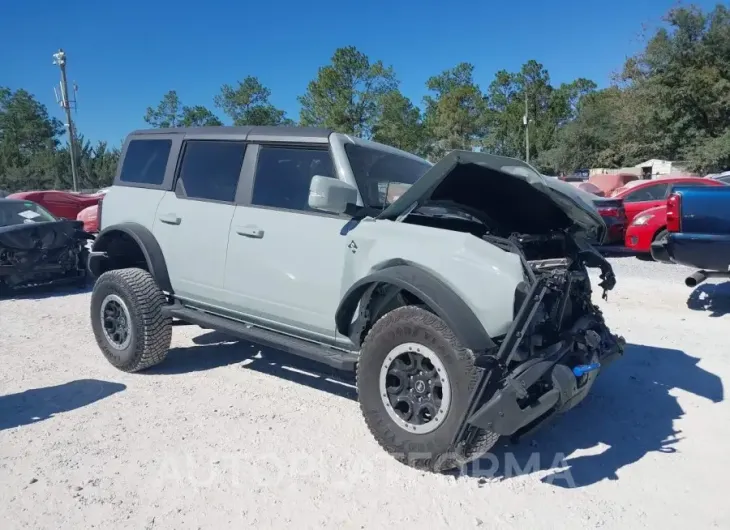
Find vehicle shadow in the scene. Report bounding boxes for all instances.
[0,379,126,431]
[597,246,639,258]
[686,281,730,317]
[459,343,723,488]
[145,331,357,400]
[0,279,91,301]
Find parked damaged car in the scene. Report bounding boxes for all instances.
[86,125,626,471]
[0,199,93,294]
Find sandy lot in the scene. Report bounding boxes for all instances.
[1,256,729,529]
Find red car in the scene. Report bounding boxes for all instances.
[613,177,721,223]
[624,177,727,255]
[6,190,104,221]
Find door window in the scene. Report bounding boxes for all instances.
[623,183,669,203]
[251,146,335,212]
[176,140,246,202]
[119,139,172,185]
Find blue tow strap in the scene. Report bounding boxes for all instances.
[573,363,601,377]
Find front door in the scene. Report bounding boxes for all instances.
[152,139,247,305]
[222,144,350,343]
[621,182,670,223]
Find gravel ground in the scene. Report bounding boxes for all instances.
[1,256,729,529]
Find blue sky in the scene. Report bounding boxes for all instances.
[3,0,718,146]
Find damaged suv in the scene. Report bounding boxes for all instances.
[87,126,625,471]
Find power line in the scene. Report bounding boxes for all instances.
[52,49,79,192]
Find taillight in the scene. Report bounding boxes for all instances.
[597,207,621,218]
[666,193,681,232]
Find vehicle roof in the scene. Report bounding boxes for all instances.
[125,125,431,163]
[127,125,334,142]
[614,176,717,196]
[0,198,37,205]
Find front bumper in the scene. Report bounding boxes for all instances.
[625,224,654,253]
[466,337,624,437]
[452,264,625,447]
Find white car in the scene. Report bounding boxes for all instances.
[86,126,625,471]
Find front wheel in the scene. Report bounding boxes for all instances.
[356,305,499,472]
[90,268,172,372]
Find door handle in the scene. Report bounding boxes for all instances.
[159,213,181,225]
[235,225,264,239]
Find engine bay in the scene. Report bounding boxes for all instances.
[416,215,627,451]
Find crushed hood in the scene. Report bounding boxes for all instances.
[0,220,87,251]
[377,151,606,243]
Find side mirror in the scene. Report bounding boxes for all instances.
[308,175,358,214]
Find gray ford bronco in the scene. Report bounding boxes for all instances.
[87,126,625,471]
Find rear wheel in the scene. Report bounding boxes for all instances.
[90,268,172,372]
[357,305,499,472]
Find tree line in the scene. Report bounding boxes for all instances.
[1,4,728,194]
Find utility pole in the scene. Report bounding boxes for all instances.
[523,89,530,164]
[52,49,79,192]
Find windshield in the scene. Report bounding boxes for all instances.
[345,143,432,209]
[0,200,57,227]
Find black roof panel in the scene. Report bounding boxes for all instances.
[128,125,333,143]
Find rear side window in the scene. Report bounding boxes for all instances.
[119,139,172,185]
[176,140,246,202]
[252,146,335,211]
[623,183,669,203]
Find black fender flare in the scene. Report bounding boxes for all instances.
[335,264,496,351]
[91,222,173,293]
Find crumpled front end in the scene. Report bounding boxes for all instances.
[451,231,625,450]
[0,220,93,292]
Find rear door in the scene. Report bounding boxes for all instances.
[152,138,247,305]
[621,182,670,223]
[222,143,351,344]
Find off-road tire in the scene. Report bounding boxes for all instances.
[90,267,172,373]
[357,305,499,472]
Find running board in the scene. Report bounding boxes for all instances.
[167,306,359,371]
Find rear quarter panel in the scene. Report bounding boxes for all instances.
[99,187,167,232]
[674,186,730,235]
[665,186,730,270]
[344,219,525,339]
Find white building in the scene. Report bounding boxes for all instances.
[633,159,694,178]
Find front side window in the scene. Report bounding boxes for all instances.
[345,143,431,209]
[176,140,246,202]
[251,146,335,211]
[119,139,172,185]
